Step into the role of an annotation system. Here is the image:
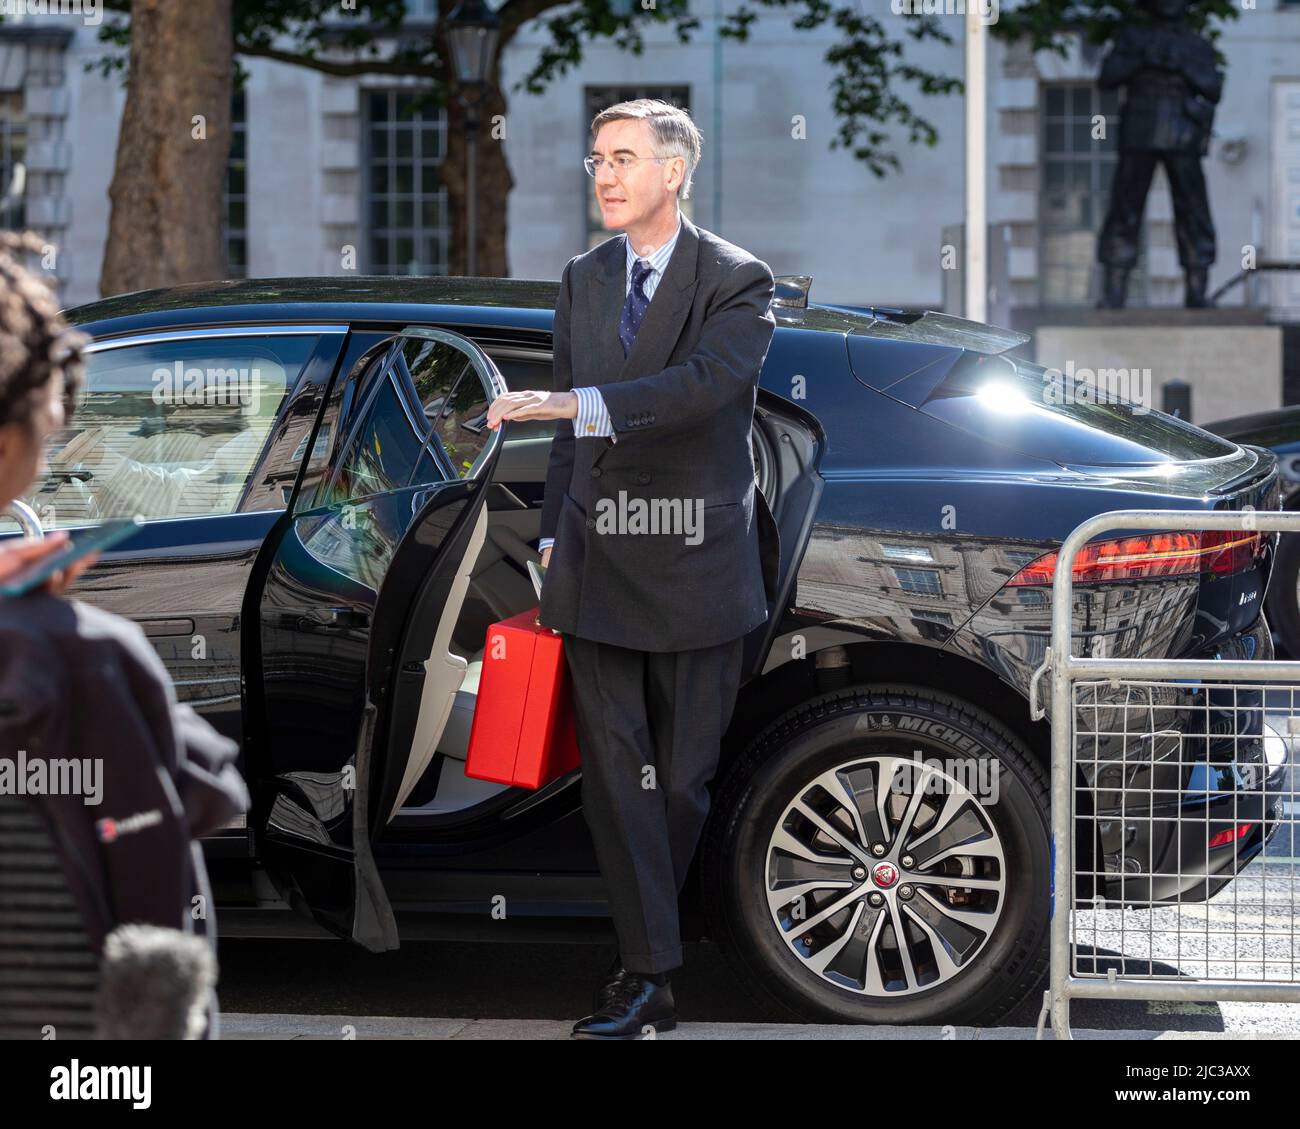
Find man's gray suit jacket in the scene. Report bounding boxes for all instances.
[537,212,780,652]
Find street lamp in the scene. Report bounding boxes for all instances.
[446,0,500,277]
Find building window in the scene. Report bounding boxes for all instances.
[224,89,247,278]
[910,608,952,625]
[1005,550,1039,569]
[0,92,26,230]
[1016,588,1050,607]
[365,90,448,276]
[1039,82,1145,306]
[910,607,953,641]
[584,86,692,251]
[894,567,942,596]
[326,1,436,23]
[881,543,935,563]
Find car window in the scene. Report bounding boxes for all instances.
[335,334,496,499]
[485,352,555,441]
[396,335,493,480]
[430,363,492,479]
[396,337,472,430]
[337,370,428,498]
[23,334,314,528]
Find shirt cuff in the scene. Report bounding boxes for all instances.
[572,386,617,442]
[538,537,555,551]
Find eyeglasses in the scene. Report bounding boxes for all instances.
[584,154,670,177]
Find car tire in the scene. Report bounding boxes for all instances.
[701,683,1050,1026]
[1265,531,1300,658]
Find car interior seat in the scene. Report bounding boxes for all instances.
[410,474,549,815]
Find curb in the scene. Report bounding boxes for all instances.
[219,1014,1293,1040]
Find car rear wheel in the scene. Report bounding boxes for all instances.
[701,684,1050,1026]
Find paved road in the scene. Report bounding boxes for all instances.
[215,703,1300,1041]
[219,1015,1289,1040]
[214,934,1300,1038]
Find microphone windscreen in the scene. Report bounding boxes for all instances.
[94,924,216,1040]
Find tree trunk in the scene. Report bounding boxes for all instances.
[441,64,514,278]
[99,0,233,297]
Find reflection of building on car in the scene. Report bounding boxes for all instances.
[1207,405,1300,658]
[25,277,1286,1029]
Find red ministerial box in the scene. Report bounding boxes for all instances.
[464,608,580,790]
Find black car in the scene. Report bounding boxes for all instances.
[10,276,1283,1026]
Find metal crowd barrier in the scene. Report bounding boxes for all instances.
[1034,509,1300,1040]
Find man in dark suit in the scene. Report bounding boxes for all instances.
[485,98,778,1038]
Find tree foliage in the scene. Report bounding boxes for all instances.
[990,0,1239,52]
[91,0,965,176]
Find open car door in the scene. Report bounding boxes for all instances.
[254,327,507,950]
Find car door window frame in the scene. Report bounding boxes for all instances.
[399,327,504,483]
[330,342,427,500]
[330,326,506,501]
[388,347,459,481]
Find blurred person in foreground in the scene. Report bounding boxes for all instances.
[0,233,248,1040]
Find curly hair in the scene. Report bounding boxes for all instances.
[0,232,86,431]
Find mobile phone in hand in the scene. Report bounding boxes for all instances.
[0,517,143,598]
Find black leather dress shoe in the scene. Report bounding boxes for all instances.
[571,975,676,1039]
[594,953,629,1012]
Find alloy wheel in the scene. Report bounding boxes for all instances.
[764,753,1007,997]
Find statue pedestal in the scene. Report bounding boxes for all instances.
[1007,307,1283,426]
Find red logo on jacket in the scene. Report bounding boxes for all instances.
[95,809,163,843]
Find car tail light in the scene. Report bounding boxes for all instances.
[1006,530,1266,587]
[1208,823,1254,849]
[1200,529,1267,576]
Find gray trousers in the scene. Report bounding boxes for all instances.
[562,630,745,974]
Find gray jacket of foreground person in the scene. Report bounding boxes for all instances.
[0,593,249,1037]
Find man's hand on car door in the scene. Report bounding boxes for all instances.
[487,390,579,430]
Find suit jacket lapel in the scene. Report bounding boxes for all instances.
[618,214,700,382]
[591,236,627,389]
[589,213,701,389]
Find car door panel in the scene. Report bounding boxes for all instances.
[78,509,282,746]
[383,501,488,821]
[741,396,826,679]
[252,326,507,948]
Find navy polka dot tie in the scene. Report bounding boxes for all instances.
[619,258,654,358]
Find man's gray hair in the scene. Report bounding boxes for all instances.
[590,98,702,200]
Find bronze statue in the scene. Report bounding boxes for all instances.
[1095,0,1224,308]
